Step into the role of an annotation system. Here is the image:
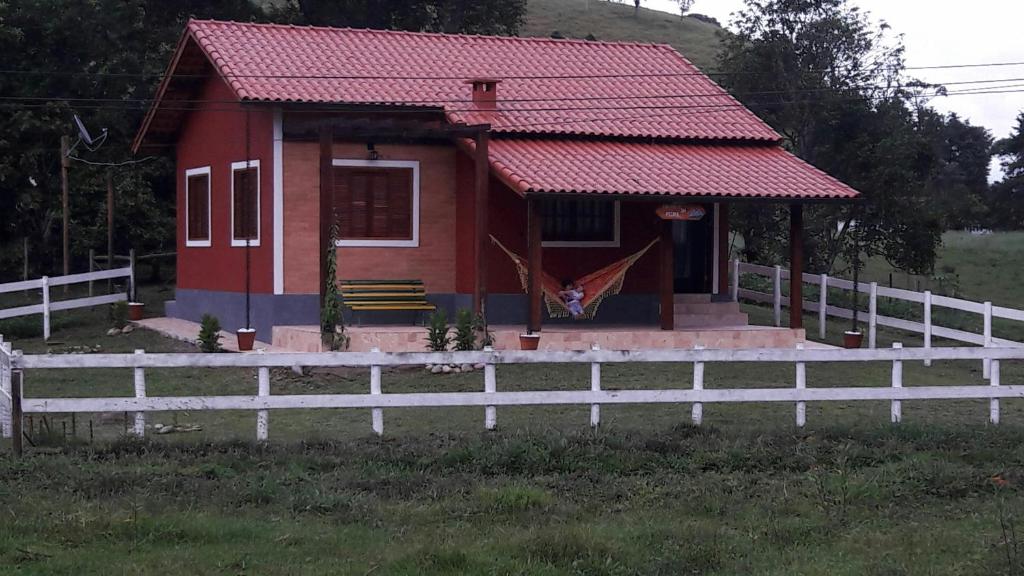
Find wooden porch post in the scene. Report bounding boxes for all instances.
[717,202,730,298]
[660,219,674,330]
[527,197,543,332]
[318,126,334,313]
[789,203,804,329]
[473,130,490,316]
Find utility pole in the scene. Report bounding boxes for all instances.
[60,135,70,292]
[107,169,115,292]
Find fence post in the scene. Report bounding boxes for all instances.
[0,337,10,439]
[868,282,878,349]
[128,248,136,302]
[731,258,740,302]
[983,301,992,380]
[795,343,806,428]
[923,290,932,367]
[819,273,828,340]
[370,347,383,436]
[484,346,497,430]
[590,344,601,428]
[88,249,95,298]
[692,345,704,426]
[133,349,146,437]
[990,359,1001,426]
[11,370,23,457]
[891,342,902,424]
[41,276,51,341]
[773,265,782,327]
[257,350,270,442]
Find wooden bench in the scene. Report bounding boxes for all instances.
[339,280,436,324]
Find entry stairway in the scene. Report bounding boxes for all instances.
[674,293,749,329]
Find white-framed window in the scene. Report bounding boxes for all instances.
[231,160,260,247]
[184,166,212,247]
[542,198,621,248]
[331,159,420,248]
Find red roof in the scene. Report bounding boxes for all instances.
[184,19,780,141]
[485,140,860,199]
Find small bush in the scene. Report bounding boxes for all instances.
[109,301,128,329]
[452,308,475,351]
[0,316,43,339]
[425,309,450,352]
[197,314,222,353]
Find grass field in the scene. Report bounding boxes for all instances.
[3,233,1024,574]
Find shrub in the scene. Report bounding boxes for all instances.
[109,301,128,329]
[474,312,494,349]
[320,224,348,351]
[453,308,476,351]
[425,309,450,352]
[197,314,222,353]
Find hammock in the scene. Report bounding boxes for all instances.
[490,235,659,319]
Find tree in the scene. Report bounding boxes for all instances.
[717,0,975,275]
[674,0,695,19]
[988,113,1024,228]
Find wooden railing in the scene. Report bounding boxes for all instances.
[2,344,1021,451]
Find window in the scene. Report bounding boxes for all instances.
[231,160,260,246]
[185,166,211,247]
[332,159,420,248]
[542,198,620,247]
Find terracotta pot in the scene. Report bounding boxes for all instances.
[127,302,145,321]
[843,331,864,349]
[237,328,256,351]
[519,333,540,351]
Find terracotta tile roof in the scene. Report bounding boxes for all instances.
[485,139,860,199]
[185,19,780,141]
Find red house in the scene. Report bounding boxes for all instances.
[133,20,858,347]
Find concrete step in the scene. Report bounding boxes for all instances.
[674,312,749,328]
[675,301,740,314]
[673,293,712,304]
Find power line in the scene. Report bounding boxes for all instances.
[0,59,1023,81]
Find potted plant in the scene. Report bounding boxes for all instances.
[519,329,540,351]
[843,230,864,349]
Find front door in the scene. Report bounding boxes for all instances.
[672,210,712,293]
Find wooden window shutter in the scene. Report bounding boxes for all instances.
[332,166,414,241]
[233,167,258,240]
[387,168,412,239]
[186,174,209,241]
[333,168,353,238]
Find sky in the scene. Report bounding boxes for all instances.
[643,0,1024,143]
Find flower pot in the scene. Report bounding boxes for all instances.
[519,333,540,351]
[843,331,863,349]
[237,328,256,351]
[127,302,145,321]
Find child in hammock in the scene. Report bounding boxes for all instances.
[559,279,585,319]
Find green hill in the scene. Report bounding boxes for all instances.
[522,0,725,70]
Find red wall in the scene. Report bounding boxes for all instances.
[176,77,274,293]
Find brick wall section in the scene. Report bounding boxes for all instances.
[283,141,457,294]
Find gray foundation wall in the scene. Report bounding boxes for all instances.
[166,290,661,341]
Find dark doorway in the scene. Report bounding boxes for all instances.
[672,211,712,293]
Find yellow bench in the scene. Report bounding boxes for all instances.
[339,280,436,324]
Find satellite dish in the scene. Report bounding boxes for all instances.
[73,114,107,146]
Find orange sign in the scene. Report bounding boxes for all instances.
[656,204,707,221]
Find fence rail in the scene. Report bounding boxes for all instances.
[0,266,133,340]
[2,344,1021,447]
[734,260,1024,379]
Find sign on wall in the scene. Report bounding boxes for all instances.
[656,204,707,221]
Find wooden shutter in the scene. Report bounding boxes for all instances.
[387,168,412,239]
[233,167,258,240]
[333,166,413,240]
[186,173,209,241]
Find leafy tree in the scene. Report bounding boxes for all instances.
[718,0,991,275]
[988,113,1024,228]
[674,0,695,19]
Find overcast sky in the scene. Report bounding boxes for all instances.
[643,0,1024,142]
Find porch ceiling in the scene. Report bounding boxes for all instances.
[485,139,860,201]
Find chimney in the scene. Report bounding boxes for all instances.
[468,78,500,107]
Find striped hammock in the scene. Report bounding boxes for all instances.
[490,235,659,319]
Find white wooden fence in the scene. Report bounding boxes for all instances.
[2,344,1021,445]
[0,266,134,340]
[733,260,1024,377]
